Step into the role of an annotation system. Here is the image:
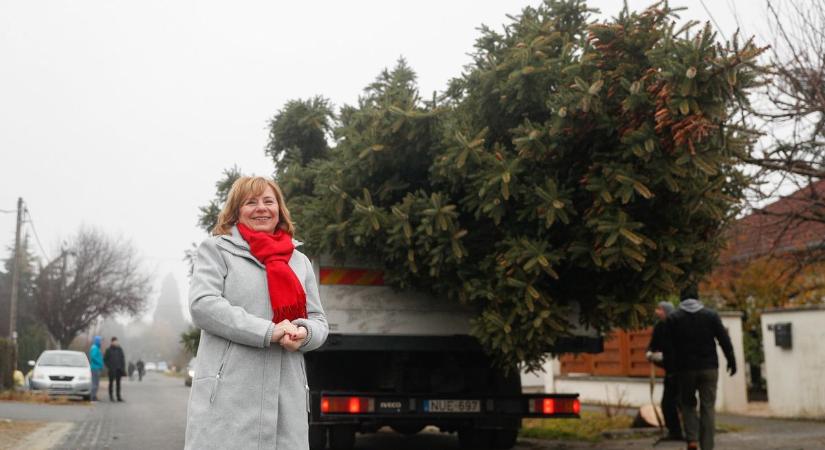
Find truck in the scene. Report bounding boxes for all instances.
[305,257,603,450]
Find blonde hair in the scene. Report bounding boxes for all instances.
[212,176,295,236]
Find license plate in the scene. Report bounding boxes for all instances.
[423,399,481,413]
[51,382,71,389]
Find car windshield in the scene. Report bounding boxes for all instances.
[38,353,89,367]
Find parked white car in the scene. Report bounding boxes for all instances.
[144,362,157,372]
[29,350,93,400]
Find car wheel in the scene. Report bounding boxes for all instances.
[82,395,91,401]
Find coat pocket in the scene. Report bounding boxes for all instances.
[210,341,233,404]
[189,376,217,418]
[299,355,310,414]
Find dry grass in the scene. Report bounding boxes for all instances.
[0,390,78,405]
[0,419,47,449]
[521,411,634,442]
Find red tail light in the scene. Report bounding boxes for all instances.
[529,397,580,416]
[542,398,555,415]
[321,396,375,414]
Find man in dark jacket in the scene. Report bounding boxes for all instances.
[667,285,736,450]
[103,337,126,402]
[647,301,683,441]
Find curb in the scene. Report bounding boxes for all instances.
[11,421,74,450]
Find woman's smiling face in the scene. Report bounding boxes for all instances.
[238,186,280,233]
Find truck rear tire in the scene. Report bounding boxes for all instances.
[491,429,518,449]
[458,428,492,450]
[328,425,355,450]
[309,425,327,450]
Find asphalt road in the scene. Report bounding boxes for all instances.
[58,373,190,449]
[2,373,825,449]
[0,372,189,449]
[0,373,594,449]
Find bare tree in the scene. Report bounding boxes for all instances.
[33,228,152,348]
[736,0,825,273]
[749,0,825,178]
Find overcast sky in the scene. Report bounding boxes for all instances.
[0,0,766,321]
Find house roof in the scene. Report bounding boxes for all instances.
[720,179,825,263]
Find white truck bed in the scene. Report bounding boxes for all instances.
[313,257,598,345]
[321,284,474,336]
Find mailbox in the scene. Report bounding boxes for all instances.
[773,322,792,349]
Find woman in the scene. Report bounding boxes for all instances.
[185,176,328,450]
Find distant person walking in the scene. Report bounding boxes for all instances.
[88,336,104,402]
[136,359,145,381]
[647,301,683,441]
[128,361,136,380]
[103,337,126,402]
[667,284,736,450]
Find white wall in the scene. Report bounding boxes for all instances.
[717,313,748,413]
[521,359,665,408]
[521,358,556,394]
[555,376,663,407]
[762,308,825,418]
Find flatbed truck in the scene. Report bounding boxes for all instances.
[306,258,602,450]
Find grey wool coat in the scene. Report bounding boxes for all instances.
[185,226,328,450]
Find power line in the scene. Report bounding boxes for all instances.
[24,206,50,261]
[726,0,743,31]
[0,209,16,214]
[699,0,728,41]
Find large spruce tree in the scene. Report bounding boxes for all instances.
[202,1,765,370]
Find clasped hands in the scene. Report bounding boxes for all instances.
[271,320,307,352]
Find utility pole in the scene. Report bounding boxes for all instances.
[56,248,69,350]
[8,197,23,369]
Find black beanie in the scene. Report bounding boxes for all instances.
[680,283,699,301]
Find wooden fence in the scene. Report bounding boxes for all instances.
[559,328,664,378]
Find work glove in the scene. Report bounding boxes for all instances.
[727,361,737,376]
[645,351,663,363]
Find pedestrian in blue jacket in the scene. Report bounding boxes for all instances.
[88,336,104,401]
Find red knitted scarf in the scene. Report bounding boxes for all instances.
[237,223,307,323]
